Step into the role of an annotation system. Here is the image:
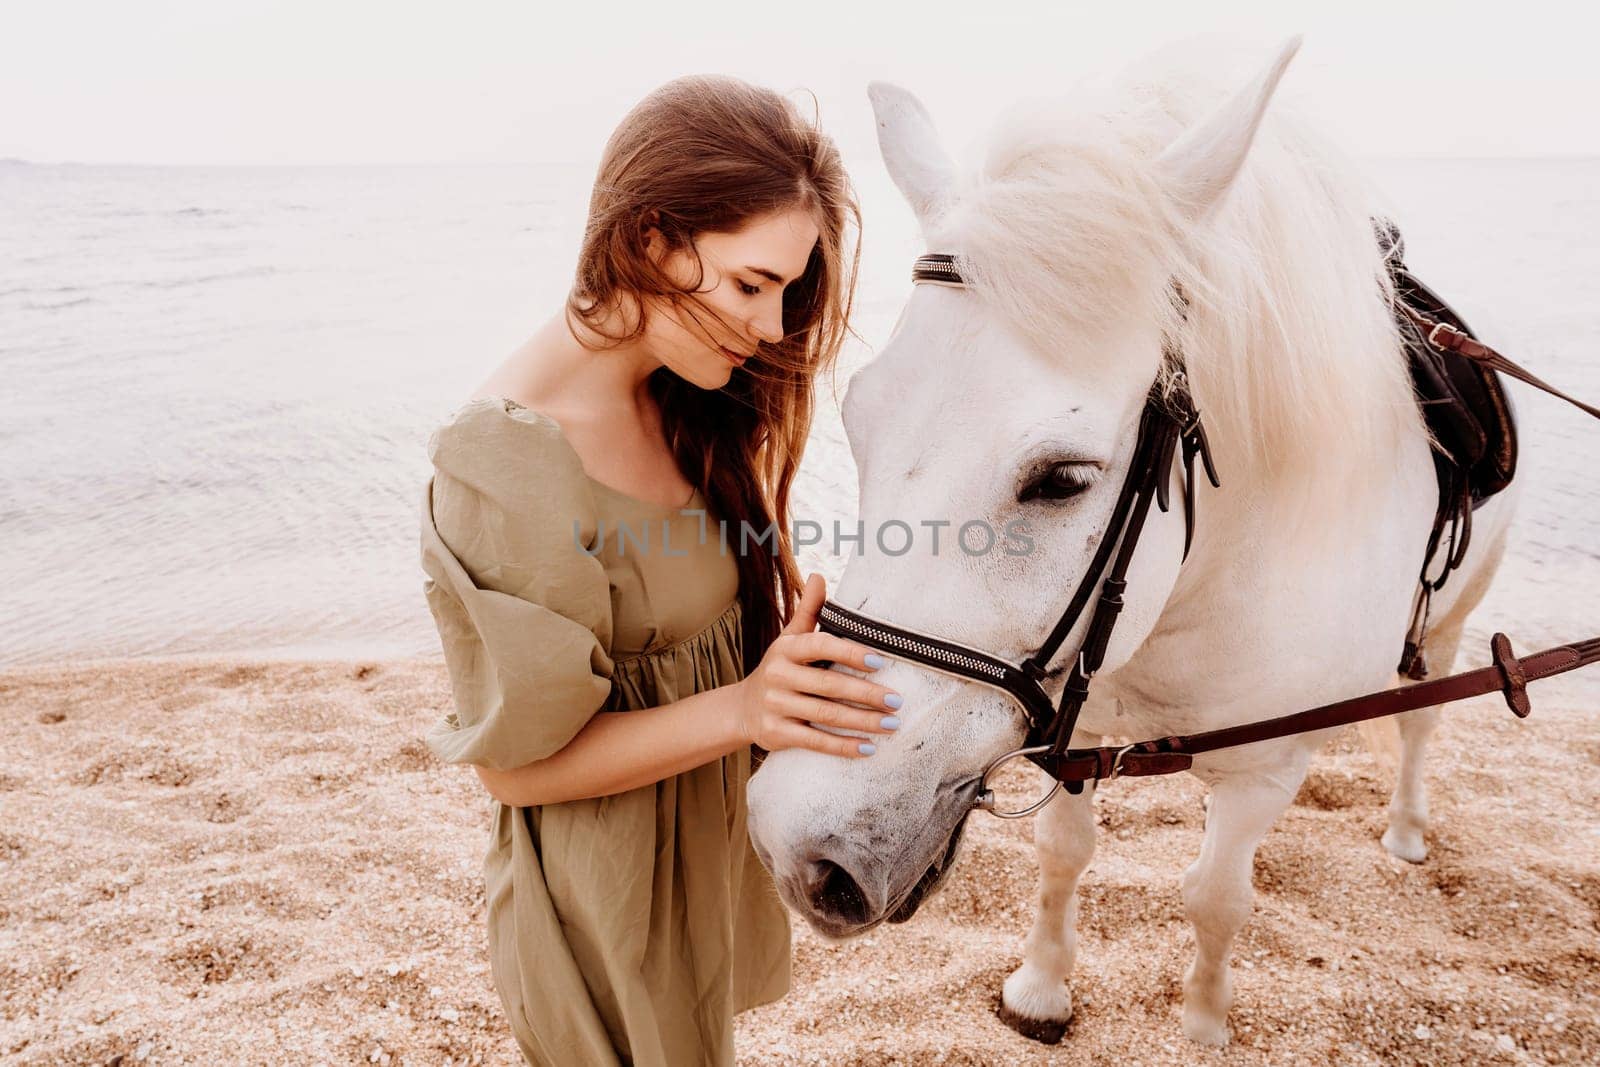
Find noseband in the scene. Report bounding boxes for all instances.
[817,253,1220,815]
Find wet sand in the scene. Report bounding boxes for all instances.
[2,656,1595,1065]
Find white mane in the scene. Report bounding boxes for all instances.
[929,49,1424,548]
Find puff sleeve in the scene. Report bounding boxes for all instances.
[419,398,615,771]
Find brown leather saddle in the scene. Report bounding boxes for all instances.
[1380,219,1519,511]
[1378,220,1520,677]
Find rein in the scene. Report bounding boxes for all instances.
[818,248,1600,815]
[1021,632,1600,788]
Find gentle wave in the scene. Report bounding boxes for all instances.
[131,265,280,289]
[22,295,93,310]
[0,284,86,299]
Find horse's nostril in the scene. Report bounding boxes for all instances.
[806,858,870,926]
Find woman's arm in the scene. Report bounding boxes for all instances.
[473,683,746,806]
[472,575,903,807]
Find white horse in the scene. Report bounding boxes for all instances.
[746,37,1521,1046]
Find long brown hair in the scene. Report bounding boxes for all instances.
[567,75,860,673]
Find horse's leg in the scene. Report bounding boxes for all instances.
[998,761,1098,1044]
[1180,763,1304,1046]
[1382,516,1509,862]
[1381,620,1464,863]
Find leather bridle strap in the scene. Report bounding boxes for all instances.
[816,601,1059,729]
[1034,633,1600,783]
[1026,399,1179,759]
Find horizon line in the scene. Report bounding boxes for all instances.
[6,153,1600,169]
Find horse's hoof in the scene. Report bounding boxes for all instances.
[1381,825,1428,864]
[1181,1006,1230,1047]
[996,1000,1070,1044]
[999,965,1073,1044]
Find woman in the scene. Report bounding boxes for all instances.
[419,76,903,1065]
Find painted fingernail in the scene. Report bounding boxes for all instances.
[858,742,877,756]
[880,716,901,730]
[883,692,903,710]
[864,653,886,670]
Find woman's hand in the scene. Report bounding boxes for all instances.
[732,573,904,758]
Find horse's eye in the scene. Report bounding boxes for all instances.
[1018,463,1098,504]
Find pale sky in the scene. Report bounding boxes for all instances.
[6,0,1598,166]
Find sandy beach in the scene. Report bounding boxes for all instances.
[2,654,1596,1065]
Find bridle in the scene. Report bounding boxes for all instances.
[817,252,1220,816]
[816,248,1600,819]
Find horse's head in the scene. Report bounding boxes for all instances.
[748,40,1304,938]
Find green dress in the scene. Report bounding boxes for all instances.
[419,397,790,1066]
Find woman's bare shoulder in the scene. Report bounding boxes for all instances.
[466,321,574,415]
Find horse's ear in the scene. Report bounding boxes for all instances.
[1156,36,1302,220]
[868,82,956,227]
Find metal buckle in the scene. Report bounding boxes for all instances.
[973,744,1062,819]
[1426,321,1454,348]
[1106,742,1138,781]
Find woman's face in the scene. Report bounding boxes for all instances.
[643,205,823,388]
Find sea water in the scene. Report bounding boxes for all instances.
[2,158,1596,703]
